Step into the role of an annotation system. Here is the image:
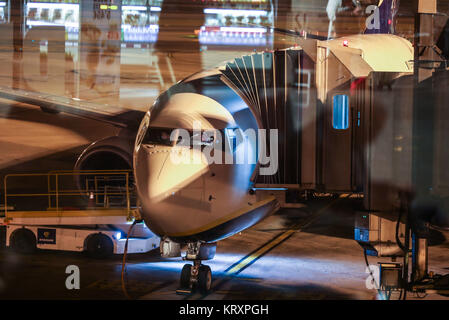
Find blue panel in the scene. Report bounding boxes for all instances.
[333,95,349,130]
[366,249,378,257]
[354,228,369,242]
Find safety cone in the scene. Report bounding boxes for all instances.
[87,192,95,209]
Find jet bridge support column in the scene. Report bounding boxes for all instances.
[411,0,441,283]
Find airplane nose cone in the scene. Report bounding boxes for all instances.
[134,143,216,237]
[135,144,209,202]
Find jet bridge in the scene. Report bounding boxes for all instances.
[219,33,414,205]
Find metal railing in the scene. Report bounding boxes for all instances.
[3,170,135,217]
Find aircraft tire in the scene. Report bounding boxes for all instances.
[180,264,192,288]
[198,265,212,294]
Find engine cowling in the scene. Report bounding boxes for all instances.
[73,132,136,205]
[74,134,134,172]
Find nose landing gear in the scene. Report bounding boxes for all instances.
[180,261,212,294]
[178,241,216,295]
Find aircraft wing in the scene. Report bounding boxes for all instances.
[0,86,145,129]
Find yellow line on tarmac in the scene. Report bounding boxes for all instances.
[225,229,296,275]
[224,194,349,277]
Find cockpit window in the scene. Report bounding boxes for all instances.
[142,128,175,146]
[141,127,244,152]
[176,130,216,148]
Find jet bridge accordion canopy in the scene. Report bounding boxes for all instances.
[220,48,304,185]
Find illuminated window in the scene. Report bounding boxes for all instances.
[332,94,349,130]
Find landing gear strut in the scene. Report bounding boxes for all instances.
[178,242,216,294]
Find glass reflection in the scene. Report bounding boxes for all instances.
[0,0,448,299]
[0,0,278,109]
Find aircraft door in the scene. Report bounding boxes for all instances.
[322,89,353,191]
